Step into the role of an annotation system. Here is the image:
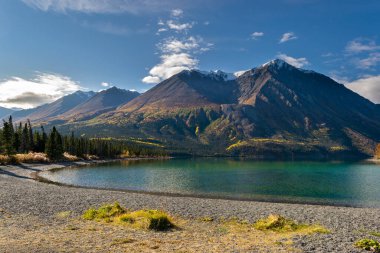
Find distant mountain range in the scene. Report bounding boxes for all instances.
[0,106,17,119]
[4,60,380,158]
[3,87,139,124]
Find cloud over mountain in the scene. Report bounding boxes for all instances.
[142,10,212,84]
[0,73,82,109]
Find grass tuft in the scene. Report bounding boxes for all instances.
[355,238,380,252]
[82,202,126,221]
[82,203,174,231]
[118,210,174,231]
[253,214,330,234]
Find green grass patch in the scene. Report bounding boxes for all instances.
[355,239,380,252]
[82,202,125,222]
[82,202,174,231]
[253,214,330,234]
[370,232,380,238]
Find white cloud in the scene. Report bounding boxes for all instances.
[101,82,110,87]
[0,73,82,109]
[171,9,183,17]
[166,20,193,32]
[279,32,297,43]
[22,0,178,14]
[143,10,211,84]
[143,53,198,84]
[160,37,200,53]
[356,52,380,69]
[277,53,309,68]
[345,38,380,54]
[345,75,380,103]
[251,32,264,40]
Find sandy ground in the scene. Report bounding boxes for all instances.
[1,161,380,252]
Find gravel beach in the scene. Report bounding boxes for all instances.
[1,161,380,252]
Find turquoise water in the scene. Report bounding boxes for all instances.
[40,159,380,207]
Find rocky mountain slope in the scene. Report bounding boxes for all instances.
[23,60,380,158]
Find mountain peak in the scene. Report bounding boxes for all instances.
[261,59,293,69]
[179,69,238,81]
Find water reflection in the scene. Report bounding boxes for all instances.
[41,158,380,207]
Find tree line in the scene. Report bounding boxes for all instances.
[0,116,166,160]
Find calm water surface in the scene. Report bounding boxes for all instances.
[40,159,380,207]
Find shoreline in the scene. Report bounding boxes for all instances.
[1,159,380,252]
[32,157,380,209]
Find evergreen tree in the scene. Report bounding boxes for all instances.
[46,127,63,160]
[2,121,14,155]
[20,123,29,153]
[27,120,34,151]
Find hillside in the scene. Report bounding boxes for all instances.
[50,60,380,158]
[9,91,95,122]
[58,87,140,122]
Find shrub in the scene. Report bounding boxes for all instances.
[253,214,330,234]
[355,239,380,252]
[82,203,174,231]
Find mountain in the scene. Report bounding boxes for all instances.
[57,87,140,122]
[9,90,95,123]
[52,60,380,158]
[0,106,15,119]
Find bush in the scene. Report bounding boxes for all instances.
[355,239,380,252]
[82,203,174,231]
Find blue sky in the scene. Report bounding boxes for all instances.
[0,0,379,108]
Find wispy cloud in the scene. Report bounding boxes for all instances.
[22,0,181,14]
[279,32,297,43]
[276,53,309,68]
[356,52,380,69]
[0,73,82,109]
[166,20,194,32]
[345,75,380,103]
[101,82,110,87]
[345,38,380,54]
[143,10,212,84]
[251,32,264,40]
[171,9,183,17]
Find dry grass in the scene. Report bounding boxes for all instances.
[14,153,49,163]
[0,155,10,164]
[63,152,80,161]
[253,214,330,234]
[0,214,305,252]
[0,152,49,164]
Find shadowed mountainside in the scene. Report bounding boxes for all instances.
[28,60,380,158]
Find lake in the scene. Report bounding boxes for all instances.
[40,158,380,207]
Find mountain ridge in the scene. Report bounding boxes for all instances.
[12,59,380,159]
